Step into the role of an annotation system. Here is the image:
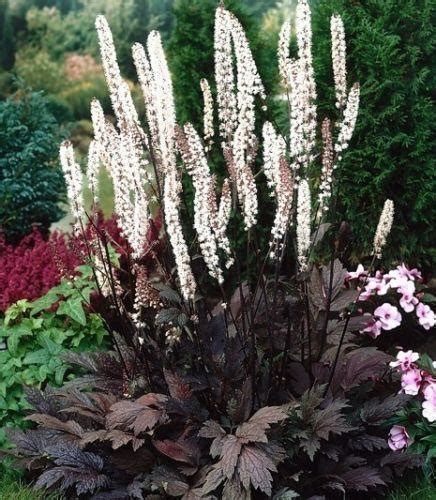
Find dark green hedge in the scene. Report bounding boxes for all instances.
[312,0,435,270]
[0,91,66,241]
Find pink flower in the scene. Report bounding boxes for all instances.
[398,281,419,313]
[396,263,421,281]
[422,383,436,422]
[374,303,402,330]
[347,264,367,280]
[366,277,389,296]
[361,315,383,338]
[416,303,435,331]
[389,350,419,372]
[388,425,412,451]
[386,269,409,290]
[401,367,422,395]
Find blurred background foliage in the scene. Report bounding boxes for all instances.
[0,0,434,270]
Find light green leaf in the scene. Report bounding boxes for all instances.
[30,292,58,316]
[57,298,86,326]
[23,349,48,365]
[55,365,68,385]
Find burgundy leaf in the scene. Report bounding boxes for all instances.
[237,445,277,496]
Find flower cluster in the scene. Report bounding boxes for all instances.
[278,20,291,86]
[214,5,265,230]
[330,14,347,110]
[263,122,294,243]
[318,118,334,212]
[59,140,85,227]
[347,263,435,338]
[200,78,214,151]
[296,179,311,271]
[390,350,436,421]
[372,199,394,258]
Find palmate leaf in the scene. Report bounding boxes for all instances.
[25,413,84,441]
[107,394,168,436]
[152,438,201,465]
[339,466,386,492]
[360,393,410,425]
[310,400,354,440]
[35,465,109,495]
[236,405,289,444]
[237,444,277,496]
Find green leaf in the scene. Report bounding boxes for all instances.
[57,298,86,326]
[23,349,48,365]
[4,300,31,326]
[55,365,68,385]
[7,327,31,356]
[30,291,59,316]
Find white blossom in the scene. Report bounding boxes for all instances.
[318,118,334,212]
[331,14,347,109]
[296,179,311,271]
[59,140,84,228]
[278,20,291,86]
[373,199,394,258]
[133,32,196,298]
[263,122,293,243]
[335,82,360,153]
[200,78,214,150]
[288,0,317,170]
[214,5,264,230]
[176,123,224,283]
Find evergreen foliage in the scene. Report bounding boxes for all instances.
[0,2,15,70]
[0,91,66,241]
[312,0,436,270]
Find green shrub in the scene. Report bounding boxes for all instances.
[0,264,108,445]
[312,0,435,270]
[0,90,66,241]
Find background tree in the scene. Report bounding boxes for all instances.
[312,0,435,270]
[0,90,66,241]
[0,2,15,70]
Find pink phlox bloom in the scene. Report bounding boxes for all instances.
[422,382,436,422]
[374,303,402,331]
[416,302,435,331]
[347,264,367,281]
[396,263,422,281]
[361,314,382,338]
[389,350,419,372]
[401,367,422,395]
[366,277,389,296]
[385,269,411,289]
[398,281,419,313]
[388,425,412,451]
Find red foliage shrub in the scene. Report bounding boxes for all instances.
[0,213,162,312]
[0,229,80,312]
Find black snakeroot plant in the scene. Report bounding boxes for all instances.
[6,1,425,497]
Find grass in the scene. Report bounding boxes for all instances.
[388,476,436,499]
[0,473,61,500]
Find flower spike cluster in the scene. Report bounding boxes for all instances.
[318,118,334,212]
[373,199,394,258]
[59,140,84,229]
[296,179,311,271]
[133,32,196,299]
[263,122,294,243]
[278,20,291,86]
[175,123,228,283]
[288,0,317,170]
[335,82,360,154]
[200,79,214,151]
[214,5,265,230]
[331,14,347,109]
